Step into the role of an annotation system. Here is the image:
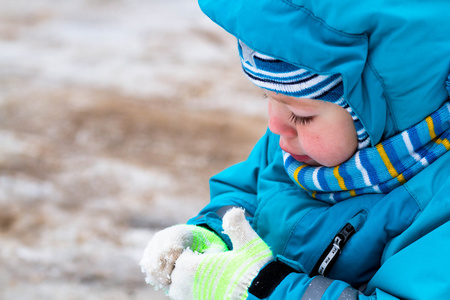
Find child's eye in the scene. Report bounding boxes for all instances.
[289,112,314,125]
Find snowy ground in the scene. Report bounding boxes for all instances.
[0,0,267,299]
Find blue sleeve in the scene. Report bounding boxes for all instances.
[252,273,377,300]
[187,129,276,242]
[247,262,388,300]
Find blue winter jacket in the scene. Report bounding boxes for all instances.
[188,0,450,299]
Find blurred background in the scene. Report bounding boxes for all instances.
[0,0,267,299]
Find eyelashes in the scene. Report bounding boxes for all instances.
[263,92,314,126]
[289,112,314,125]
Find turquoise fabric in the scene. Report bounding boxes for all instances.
[188,0,450,298]
[189,131,450,299]
[199,0,450,145]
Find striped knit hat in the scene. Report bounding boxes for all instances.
[238,41,370,149]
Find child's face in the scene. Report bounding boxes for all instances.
[266,90,358,167]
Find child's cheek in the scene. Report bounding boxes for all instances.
[301,130,327,158]
[301,126,349,167]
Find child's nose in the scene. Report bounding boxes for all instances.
[268,113,297,138]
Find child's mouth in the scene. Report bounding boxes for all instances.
[290,154,312,163]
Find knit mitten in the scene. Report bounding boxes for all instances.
[169,208,273,300]
[140,224,228,292]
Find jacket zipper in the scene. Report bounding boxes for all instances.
[311,223,356,277]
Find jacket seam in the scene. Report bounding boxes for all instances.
[281,207,316,257]
[212,195,258,213]
[365,57,399,142]
[253,185,307,233]
[403,182,424,212]
[280,0,368,40]
[367,58,400,136]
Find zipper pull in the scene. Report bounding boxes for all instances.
[312,223,356,277]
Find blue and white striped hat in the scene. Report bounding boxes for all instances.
[238,41,370,149]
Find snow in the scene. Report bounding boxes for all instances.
[0,0,267,299]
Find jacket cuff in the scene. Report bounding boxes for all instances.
[188,206,254,249]
[248,260,298,298]
[187,211,232,249]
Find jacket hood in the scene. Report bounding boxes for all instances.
[199,0,450,145]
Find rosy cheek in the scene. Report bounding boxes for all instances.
[300,128,347,167]
[299,131,323,155]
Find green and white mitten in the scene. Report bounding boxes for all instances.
[140,223,228,292]
[169,208,273,300]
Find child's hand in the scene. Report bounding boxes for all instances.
[140,224,228,292]
[168,208,273,300]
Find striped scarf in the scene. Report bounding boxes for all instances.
[283,101,450,203]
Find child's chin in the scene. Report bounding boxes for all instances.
[291,154,318,165]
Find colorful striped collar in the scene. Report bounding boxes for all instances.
[283,101,450,203]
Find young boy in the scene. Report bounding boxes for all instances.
[141,0,450,299]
